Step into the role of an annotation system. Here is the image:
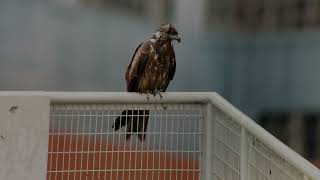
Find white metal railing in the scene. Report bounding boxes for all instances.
[0,92,319,180]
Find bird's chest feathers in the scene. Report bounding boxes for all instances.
[141,43,172,90]
[152,43,171,69]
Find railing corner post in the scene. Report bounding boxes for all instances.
[202,102,214,180]
[240,127,249,180]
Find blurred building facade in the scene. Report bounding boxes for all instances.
[207,0,320,31]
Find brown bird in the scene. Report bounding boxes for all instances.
[112,24,180,141]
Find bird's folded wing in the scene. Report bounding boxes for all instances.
[125,41,151,92]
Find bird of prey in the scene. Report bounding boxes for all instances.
[112,24,180,141]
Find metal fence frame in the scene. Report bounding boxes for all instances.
[0,92,319,180]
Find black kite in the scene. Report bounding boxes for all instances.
[112,24,180,141]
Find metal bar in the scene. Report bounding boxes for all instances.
[240,127,248,180]
[67,106,74,180]
[180,104,185,180]
[121,105,127,180]
[92,107,98,180]
[152,109,157,180]
[103,107,110,180]
[48,106,55,180]
[175,107,179,180]
[199,104,204,180]
[187,107,191,180]
[146,109,151,180]
[48,92,211,104]
[193,109,197,180]
[48,169,201,173]
[98,106,104,180]
[128,109,133,180]
[79,106,86,180]
[73,106,80,180]
[169,110,174,180]
[134,109,139,180]
[62,106,67,180]
[55,105,62,180]
[158,108,162,180]
[85,108,92,180]
[140,108,145,179]
[201,103,214,180]
[116,108,121,180]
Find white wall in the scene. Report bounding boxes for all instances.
[0,95,50,180]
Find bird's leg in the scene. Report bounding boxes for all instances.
[146,93,150,101]
[154,90,163,99]
[152,91,157,97]
[154,90,166,109]
[161,103,167,110]
[152,89,162,100]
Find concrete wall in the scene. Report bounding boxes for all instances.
[0,95,50,180]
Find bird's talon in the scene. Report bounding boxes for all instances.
[146,93,150,101]
[161,103,167,110]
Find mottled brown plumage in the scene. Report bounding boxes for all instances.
[112,24,180,141]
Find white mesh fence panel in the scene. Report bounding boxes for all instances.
[247,133,312,180]
[47,103,203,180]
[212,109,241,180]
[210,107,316,180]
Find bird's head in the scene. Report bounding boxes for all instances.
[152,24,181,43]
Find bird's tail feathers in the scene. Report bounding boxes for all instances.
[112,110,128,131]
[113,110,149,142]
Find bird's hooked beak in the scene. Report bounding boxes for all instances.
[170,34,181,43]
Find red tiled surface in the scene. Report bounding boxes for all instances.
[47,135,199,180]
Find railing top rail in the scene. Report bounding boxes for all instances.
[0,91,319,179]
[0,91,213,104]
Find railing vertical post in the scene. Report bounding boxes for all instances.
[202,103,214,180]
[240,127,249,180]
